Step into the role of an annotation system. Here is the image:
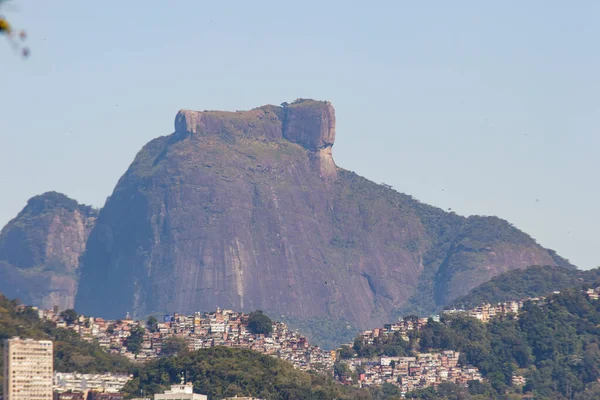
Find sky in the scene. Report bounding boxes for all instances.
[1,1,599,268]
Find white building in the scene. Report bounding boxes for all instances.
[154,382,207,400]
[53,372,132,393]
[3,337,53,400]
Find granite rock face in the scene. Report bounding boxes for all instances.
[0,192,97,310]
[282,100,336,151]
[73,99,569,329]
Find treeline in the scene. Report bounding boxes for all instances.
[450,265,600,309]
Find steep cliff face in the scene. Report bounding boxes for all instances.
[75,99,568,329]
[0,192,97,310]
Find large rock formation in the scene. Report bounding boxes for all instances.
[0,192,97,310]
[74,99,571,330]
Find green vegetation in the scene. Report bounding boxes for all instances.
[282,316,358,350]
[406,382,497,399]
[0,293,133,394]
[417,287,600,399]
[60,308,79,325]
[147,315,158,332]
[451,265,600,309]
[125,326,145,354]
[161,336,189,357]
[122,347,375,400]
[247,310,273,335]
[348,331,414,359]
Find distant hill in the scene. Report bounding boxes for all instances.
[0,192,97,310]
[121,347,376,400]
[0,293,132,394]
[449,265,600,309]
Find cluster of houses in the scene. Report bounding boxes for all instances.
[335,316,482,393]
[443,286,600,324]
[30,286,600,397]
[343,351,482,395]
[442,300,525,323]
[36,307,336,374]
[585,287,600,300]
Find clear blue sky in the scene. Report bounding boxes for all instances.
[1,1,598,268]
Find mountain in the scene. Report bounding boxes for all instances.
[73,98,570,333]
[449,265,600,309]
[0,192,97,310]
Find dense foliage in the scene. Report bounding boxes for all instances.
[282,315,358,350]
[125,325,146,354]
[161,336,189,357]
[350,331,414,359]
[418,288,600,399]
[60,308,79,325]
[0,293,133,394]
[406,382,497,400]
[247,310,273,335]
[147,315,158,332]
[450,265,600,309]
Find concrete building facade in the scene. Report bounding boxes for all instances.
[153,383,207,400]
[3,337,53,400]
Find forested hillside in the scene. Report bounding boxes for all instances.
[121,347,379,400]
[450,265,600,309]
[418,287,600,399]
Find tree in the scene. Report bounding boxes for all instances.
[467,380,495,397]
[147,316,158,332]
[60,309,78,325]
[333,362,351,378]
[339,345,355,359]
[247,310,273,335]
[126,326,145,354]
[161,337,188,357]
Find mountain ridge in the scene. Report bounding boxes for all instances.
[449,264,597,309]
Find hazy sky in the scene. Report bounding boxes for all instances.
[1,1,598,268]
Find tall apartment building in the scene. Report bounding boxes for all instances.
[3,337,53,400]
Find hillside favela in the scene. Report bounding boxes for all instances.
[2,2,600,400]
